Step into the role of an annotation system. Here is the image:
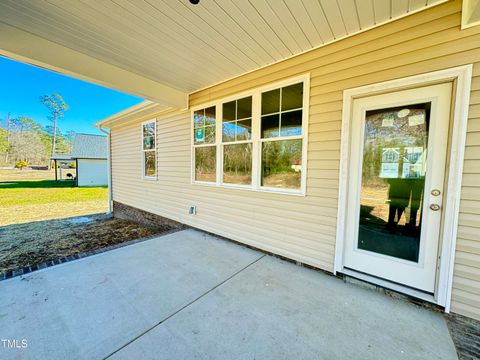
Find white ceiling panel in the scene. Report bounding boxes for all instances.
[355,0,376,29]
[410,0,429,10]
[0,0,447,95]
[302,0,336,43]
[373,0,391,23]
[284,0,323,45]
[337,0,361,34]
[319,0,348,38]
[392,0,411,17]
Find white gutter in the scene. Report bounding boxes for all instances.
[94,101,175,214]
[97,125,113,214]
[95,100,168,128]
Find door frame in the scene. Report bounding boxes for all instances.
[334,65,473,311]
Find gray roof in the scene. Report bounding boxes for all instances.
[71,134,107,159]
[51,154,73,161]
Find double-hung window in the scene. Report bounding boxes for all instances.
[193,106,216,183]
[222,96,253,185]
[142,120,156,179]
[191,75,308,194]
[260,82,304,190]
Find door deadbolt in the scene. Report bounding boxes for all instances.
[431,189,441,196]
[429,204,441,211]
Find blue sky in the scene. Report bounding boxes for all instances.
[0,56,143,135]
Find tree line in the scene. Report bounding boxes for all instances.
[0,94,70,167]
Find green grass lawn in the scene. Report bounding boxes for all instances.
[0,171,108,226]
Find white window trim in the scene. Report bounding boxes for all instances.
[462,0,480,29]
[220,96,254,188]
[190,73,310,196]
[334,65,473,312]
[141,119,157,180]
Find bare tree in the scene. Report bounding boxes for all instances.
[40,94,68,167]
[4,113,10,163]
[9,131,46,164]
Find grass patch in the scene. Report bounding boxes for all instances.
[0,170,108,225]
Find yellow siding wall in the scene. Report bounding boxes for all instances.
[111,0,480,320]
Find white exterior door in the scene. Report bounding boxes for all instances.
[343,83,452,293]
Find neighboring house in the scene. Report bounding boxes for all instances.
[71,134,108,187]
[3,0,480,323]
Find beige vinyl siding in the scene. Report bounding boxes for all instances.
[111,0,480,319]
[112,111,337,270]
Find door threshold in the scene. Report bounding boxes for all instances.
[340,268,440,306]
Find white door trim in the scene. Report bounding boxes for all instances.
[334,65,473,311]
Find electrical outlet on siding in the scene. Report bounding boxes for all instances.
[189,206,197,215]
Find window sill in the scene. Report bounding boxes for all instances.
[191,181,306,197]
[142,176,157,181]
[192,180,217,186]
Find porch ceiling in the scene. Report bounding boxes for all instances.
[0,0,446,104]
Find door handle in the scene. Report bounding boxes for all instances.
[429,204,441,211]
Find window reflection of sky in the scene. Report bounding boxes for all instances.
[261,110,302,138]
[223,119,252,142]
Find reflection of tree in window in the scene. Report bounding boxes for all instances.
[195,146,216,182]
[222,96,253,185]
[194,107,215,145]
[362,104,429,184]
[260,82,303,189]
[223,143,252,185]
[142,121,156,178]
[222,97,252,142]
[143,123,155,149]
[193,106,216,182]
[144,151,155,177]
[358,103,430,262]
[262,139,302,189]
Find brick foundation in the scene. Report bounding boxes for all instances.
[446,313,480,359]
[113,201,187,230]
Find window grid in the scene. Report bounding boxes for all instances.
[222,97,253,186]
[261,84,303,141]
[259,84,304,191]
[191,75,309,195]
[193,107,217,183]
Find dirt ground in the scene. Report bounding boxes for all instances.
[0,168,76,182]
[360,184,422,226]
[0,214,173,274]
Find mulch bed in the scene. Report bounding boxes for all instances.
[0,214,173,276]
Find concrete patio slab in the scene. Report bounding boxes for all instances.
[111,255,457,360]
[0,229,262,359]
[0,229,457,359]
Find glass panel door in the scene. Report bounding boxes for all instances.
[358,103,430,262]
[343,83,452,292]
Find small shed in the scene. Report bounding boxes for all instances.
[50,154,74,181]
[71,134,108,187]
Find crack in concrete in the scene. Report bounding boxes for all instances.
[102,254,266,360]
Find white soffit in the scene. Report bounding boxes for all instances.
[0,0,447,97]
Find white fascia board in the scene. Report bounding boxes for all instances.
[0,22,188,109]
[95,101,171,128]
